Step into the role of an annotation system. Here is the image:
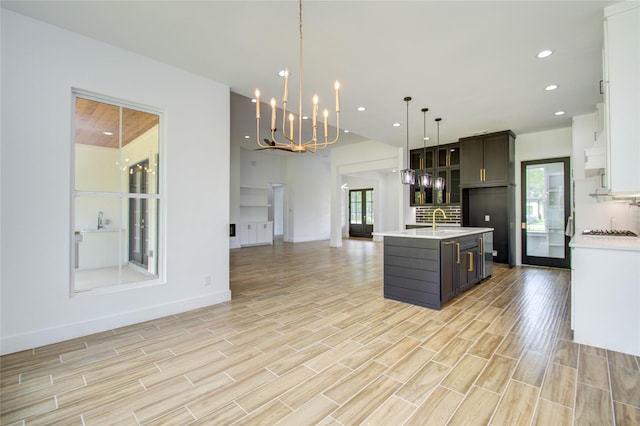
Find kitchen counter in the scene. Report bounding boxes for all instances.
[569,234,640,251]
[570,234,640,356]
[374,227,493,240]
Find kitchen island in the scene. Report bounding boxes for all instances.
[373,227,493,310]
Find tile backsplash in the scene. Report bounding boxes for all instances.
[415,205,461,224]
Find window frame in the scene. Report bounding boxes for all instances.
[70,89,166,295]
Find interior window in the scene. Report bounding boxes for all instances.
[72,92,163,292]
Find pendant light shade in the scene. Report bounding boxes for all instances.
[418,107,432,188]
[433,117,445,191]
[401,169,415,185]
[400,96,415,185]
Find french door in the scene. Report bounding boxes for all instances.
[349,188,374,238]
[129,159,149,268]
[521,157,571,268]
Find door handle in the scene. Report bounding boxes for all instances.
[468,252,473,272]
[521,222,527,230]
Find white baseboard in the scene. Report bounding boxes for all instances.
[0,291,231,355]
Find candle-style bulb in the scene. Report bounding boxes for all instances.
[323,109,329,138]
[289,113,294,139]
[312,94,319,127]
[270,98,276,130]
[334,81,340,112]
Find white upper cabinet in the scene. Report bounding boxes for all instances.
[604,2,640,194]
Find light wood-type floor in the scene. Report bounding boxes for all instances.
[2,239,640,425]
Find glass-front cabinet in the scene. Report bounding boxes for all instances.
[410,142,460,206]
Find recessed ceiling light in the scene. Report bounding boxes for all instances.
[391,169,397,173]
[545,84,558,91]
[423,137,430,141]
[344,129,350,133]
[251,98,257,103]
[555,111,565,116]
[357,106,366,112]
[244,135,250,139]
[302,116,308,120]
[103,131,113,136]
[393,122,401,127]
[537,49,553,58]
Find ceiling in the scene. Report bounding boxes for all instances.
[3,0,614,152]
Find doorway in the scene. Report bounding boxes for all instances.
[269,184,285,242]
[349,188,374,238]
[521,157,571,269]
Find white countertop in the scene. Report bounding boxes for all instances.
[570,235,640,252]
[373,227,493,240]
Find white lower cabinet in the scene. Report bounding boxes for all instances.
[572,245,640,356]
[239,222,273,246]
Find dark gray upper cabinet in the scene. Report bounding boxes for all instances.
[410,142,460,206]
[459,130,515,187]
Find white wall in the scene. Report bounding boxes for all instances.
[515,127,573,265]
[1,11,231,354]
[288,154,332,242]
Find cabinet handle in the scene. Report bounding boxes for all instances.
[483,168,486,181]
[479,237,484,255]
[468,252,473,272]
[456,243,460,264]
[599,79,604,95]
[480,168,483,182]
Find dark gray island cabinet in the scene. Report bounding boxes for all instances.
[375,228,492,310]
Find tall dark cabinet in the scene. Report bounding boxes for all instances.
[460,130,516,267]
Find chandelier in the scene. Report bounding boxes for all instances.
[417,107,433,188]
[400,96,415,185]
[433,117,445,191]
[254,0,340,153]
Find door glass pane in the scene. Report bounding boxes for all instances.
[525,162,565,259]
[435,170,447,204]
[450,169,460,204]
[424,149,434,169]
[350,191,362,224]
[449,146,460,166]
[365,190,374,225]
[410,150,423,170]
[437,149,447,168]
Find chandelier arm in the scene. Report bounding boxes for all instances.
[318,112,340,148]
[256,117,272,148]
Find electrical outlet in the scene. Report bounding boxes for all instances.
[204,275,212,286]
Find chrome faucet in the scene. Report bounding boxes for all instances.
[432,208,447,230]
[97,211,104,230]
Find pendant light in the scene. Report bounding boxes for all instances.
[400,96,415,185]
[433,117,445,191]
[417,107,432,188]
